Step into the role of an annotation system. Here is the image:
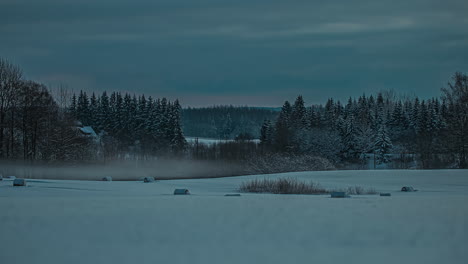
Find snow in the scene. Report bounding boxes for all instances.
[1,169,467,264]
[78,126,98,138]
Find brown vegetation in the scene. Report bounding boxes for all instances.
[239,177,377,195]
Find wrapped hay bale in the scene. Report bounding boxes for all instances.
[174,189,190,195]
[13,178,26,187]
[143,177,155,183]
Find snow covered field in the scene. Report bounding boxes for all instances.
[1,170,467,264]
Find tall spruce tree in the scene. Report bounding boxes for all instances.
[374,124,392,164]
[274,101,292,152]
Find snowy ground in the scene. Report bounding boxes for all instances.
[1,169,467,264]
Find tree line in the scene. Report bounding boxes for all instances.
[0,57,186,162]
[0,58,91,161]
[1,57,466,170]
[70,90,186,158]
[259,73,468,169]
[182,106,279,139]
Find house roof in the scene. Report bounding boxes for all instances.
[79,126,98,138]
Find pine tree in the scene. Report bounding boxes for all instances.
[135,95,148,142]
[221,113,233,139]
[274,101,292,152]
[69,94,77,118]
[114,92,123,136]
[98,91,111,132]
[170,99,186,154]
[417,100,428,135]
[119,93,133,146]
[411,98,420,131]
[291,95,308,129]
[260,119,273,145]
[76,90,89,125]
[341,116,359,159]
[308,108,320,128]
[158,98,169,144]
[374,124,393,164]
[89,93,99,129]
[344,97,355,119]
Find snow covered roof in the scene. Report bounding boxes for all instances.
[79,126,98,138]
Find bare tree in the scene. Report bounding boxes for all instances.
[442,72,468,168]
[50,83,73,109]
[0,58,23,158]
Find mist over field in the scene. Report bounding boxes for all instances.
[0,160,247,181]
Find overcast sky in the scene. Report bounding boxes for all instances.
[1,0,467,106]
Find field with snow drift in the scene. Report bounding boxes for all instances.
[1,170,467,264]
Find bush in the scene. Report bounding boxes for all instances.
[239,178,327,194]
[240,178,377,195]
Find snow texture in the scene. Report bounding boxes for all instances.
[0,169,467,264]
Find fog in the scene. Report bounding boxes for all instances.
[0,160,247,181]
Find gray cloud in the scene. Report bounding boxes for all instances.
[1,0,467,106]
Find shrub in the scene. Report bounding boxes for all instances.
[240,178,377,195]
[239,178,327,194]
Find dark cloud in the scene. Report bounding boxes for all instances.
[1,0,467,106]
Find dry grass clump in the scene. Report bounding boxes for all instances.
[239,178,328,194]
[240,178,377,195]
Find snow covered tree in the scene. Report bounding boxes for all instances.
[291,95,308,129]
[341,116,359,159]
[308,108,321,128]
[221,113,234,139]
[374,124,392,164]
[170,99,187,154]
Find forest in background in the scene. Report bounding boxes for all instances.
[258,88,466,169]
[69,91,186,159]
[181,106,279,139]
[1,57,467,176]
